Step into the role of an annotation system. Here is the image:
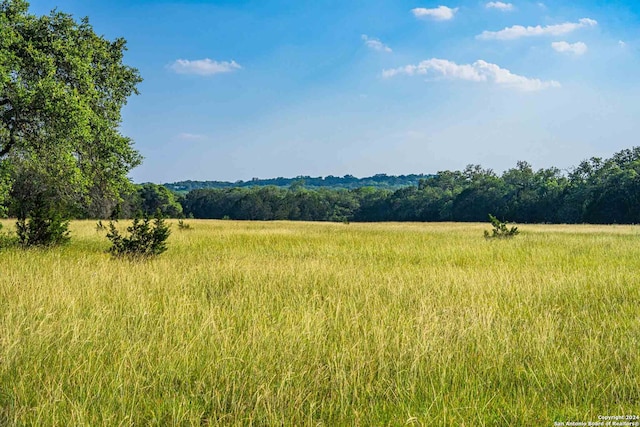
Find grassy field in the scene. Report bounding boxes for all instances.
[1,219,639,426]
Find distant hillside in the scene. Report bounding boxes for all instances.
[164,174,433,193]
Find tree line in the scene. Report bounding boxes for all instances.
[87,147,640,225]
[165,173,433,193]
[5,146,638,224]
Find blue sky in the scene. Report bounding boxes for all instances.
[28,0,640,183]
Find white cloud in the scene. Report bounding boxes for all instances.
[382,58,561,91]
[412,5,459,21]
[474,60,561,90]
[619,40,627,47]
[169,59,242,76]
[486,2,514,11]
[551,41,588,55]
[383,58,484,81]
[361,35,392,53]
[477,18,597,40]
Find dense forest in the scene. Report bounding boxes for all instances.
[9,146,629,225]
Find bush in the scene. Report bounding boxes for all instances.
[106,213,170,258]
[484,214,519,239]
[15,198,70,247]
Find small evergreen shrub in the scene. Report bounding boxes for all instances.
[177,219,192,230]
[484,214,519,239]
[96,220,106,232]
[106,213,170,259]
[15,199,70,247]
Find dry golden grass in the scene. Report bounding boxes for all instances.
[1,219,639,425]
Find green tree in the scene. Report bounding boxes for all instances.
[451,165,507,222]
[138,184,183,218]
[1,0,142,241]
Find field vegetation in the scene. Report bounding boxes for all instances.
[1,219,639,425]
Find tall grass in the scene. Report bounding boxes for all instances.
[1,220,639,425]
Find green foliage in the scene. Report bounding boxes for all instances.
[1,0,142,230]
[109,183,183,220]
[137,183,183,218]
[484,214,519,239]
[165,173,432,192]
[0,160,10,218]
[177,219,191,230]
[9,162,73,246]
[178,148,639,224]
[15,198,70,246]
[96,220,105,231]
[106,213,170,259]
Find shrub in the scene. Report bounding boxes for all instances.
[15,198,70,247]
[177,219,192,230]
[106,212,170,258]
[484,214,519,239]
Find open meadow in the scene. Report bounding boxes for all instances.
[1,219,639,425]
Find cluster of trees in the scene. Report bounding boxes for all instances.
[177,148,640,224]
[1,0,141,245]
[165,173,432,193]
[3,182,183,221]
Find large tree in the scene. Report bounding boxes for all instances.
[0,0,142,240]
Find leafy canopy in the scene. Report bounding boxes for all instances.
[0,0,142,221]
